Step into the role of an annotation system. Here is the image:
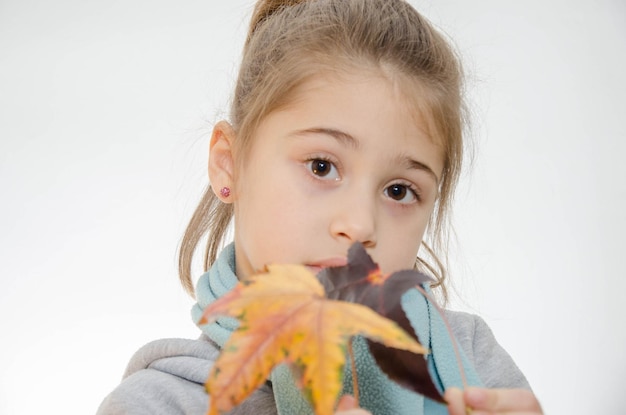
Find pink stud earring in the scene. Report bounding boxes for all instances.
[220,187,231,198]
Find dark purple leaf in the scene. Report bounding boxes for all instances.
[317,242,444,403]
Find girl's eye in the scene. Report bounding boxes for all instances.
[384,183,418,204]
[306,158,339,180]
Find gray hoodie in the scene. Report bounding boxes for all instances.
[97,311,529,415]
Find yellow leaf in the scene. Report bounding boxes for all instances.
[200,264,427,415]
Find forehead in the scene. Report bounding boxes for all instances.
[291,68,443,146]
[249,68,445,179]
[283,64,445,146]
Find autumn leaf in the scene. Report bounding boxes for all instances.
[199,263,428,415]
[317,243,445,403]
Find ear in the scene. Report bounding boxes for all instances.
[208,120,236,202]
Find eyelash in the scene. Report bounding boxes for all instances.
[304,157,422,204]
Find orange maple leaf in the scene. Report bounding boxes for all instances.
[200,264,428,415]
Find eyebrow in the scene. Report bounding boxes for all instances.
[401,157,440,184]
[290,127,360,150]
[291,127,440,183]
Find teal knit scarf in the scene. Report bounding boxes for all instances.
[192,243,482,415]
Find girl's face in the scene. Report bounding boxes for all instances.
[231,71,444,279]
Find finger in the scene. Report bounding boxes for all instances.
[464,387,542,413]
[444,387,468,415]
[337,395,358,411]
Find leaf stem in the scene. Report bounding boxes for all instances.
[414,285,468,389]
[348,339,360,405]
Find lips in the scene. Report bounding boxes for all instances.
[305,257,348,274]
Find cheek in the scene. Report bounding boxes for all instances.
[377,211,431,273]
[236,165,315,239]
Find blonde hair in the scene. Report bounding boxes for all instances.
[179,0,465,302]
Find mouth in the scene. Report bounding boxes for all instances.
[305,265,324,275]
[305,257,348,275]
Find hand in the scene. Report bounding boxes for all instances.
[335,395,372,415]
[445,387,542,415]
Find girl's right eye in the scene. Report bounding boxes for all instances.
[306,158,340,180]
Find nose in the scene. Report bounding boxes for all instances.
[329,190,377,248]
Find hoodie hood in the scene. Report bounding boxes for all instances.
[123,336,219,384]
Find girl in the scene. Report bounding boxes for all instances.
[98,0,542,414]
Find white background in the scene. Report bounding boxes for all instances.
[1,0,625,414]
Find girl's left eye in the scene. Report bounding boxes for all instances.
[384,183,419,204]
[306,158,340,180]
